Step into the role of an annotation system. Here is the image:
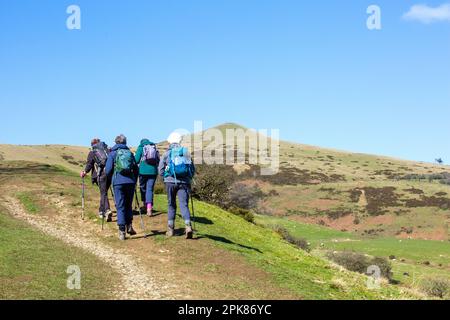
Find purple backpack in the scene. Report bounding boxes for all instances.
[142,144,159,165]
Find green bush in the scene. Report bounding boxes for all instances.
[273,225,310,252]
[326,251,392,280]
[420,277,450,299]
[229,207,255,223]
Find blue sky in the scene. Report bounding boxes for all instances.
[0,1,449,163]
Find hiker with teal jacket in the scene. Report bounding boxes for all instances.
[135,139,160,216]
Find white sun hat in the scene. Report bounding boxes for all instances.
[167,131,183,144]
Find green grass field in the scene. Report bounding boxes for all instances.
[255,214,450,290]
[0,208,118,299]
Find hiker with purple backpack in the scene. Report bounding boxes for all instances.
[135,139,160,216]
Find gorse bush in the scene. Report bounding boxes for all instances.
[326,251,392,280]
[420,277,450,299]
[228,207,254,223]
[228,183,265,210]
[192,164,236,208]
[192,164,265,223]
[273,225,310,252]
[399,172,450,185]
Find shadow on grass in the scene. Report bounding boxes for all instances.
[193,216,213,225]
[131,231,165,240]
[197,234,262,253]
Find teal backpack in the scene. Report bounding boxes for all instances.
[115,149,134,176]
[165,146,195,180]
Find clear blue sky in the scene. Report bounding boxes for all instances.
[1,0,449,163]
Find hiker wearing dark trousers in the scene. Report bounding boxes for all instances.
[158,132,195,239]
[105,134,139,240]
[81,138,112,222]
[134,139,160,216]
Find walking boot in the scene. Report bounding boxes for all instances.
[146,203,153,217]
[106,210,113,222]
[118,230,126,241]
[185,225,193,239]
[126,224,137,236]
[166,225,174,237]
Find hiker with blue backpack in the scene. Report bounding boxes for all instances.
[134,139,160,216]
[158,132,196,239]
[81,138,112,222]
[105,134,139,240]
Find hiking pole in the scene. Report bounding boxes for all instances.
[81,177,85,220]
[110,187,116,209]
[135,185,146,233]
[134,185,140,210]
[190,191,196,232]
[101,212,105,230]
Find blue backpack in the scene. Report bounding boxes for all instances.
[165,146,195,179]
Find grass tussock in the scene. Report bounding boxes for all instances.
[420,277,450,299]
[16,192,39,214]
[326,251,393,281]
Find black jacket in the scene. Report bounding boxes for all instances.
[84,150,107,184]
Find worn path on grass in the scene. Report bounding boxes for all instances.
[2,195,182,300]
[1,179,297,300]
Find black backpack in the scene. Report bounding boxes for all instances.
[92,142,109,168]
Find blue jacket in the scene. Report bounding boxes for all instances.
[158,143,195,185]
[105,144,138,186]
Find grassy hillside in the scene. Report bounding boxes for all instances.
[178,124,450,241]
[0,144,88,171]
[1,123,449,299]
[0,159,414,299]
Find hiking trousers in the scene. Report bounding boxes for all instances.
[165,183,191,226]
[98,174,111,214]
[113,183,135,230]
[139,174,157,205]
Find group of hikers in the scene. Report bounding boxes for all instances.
[80,132,195,240]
